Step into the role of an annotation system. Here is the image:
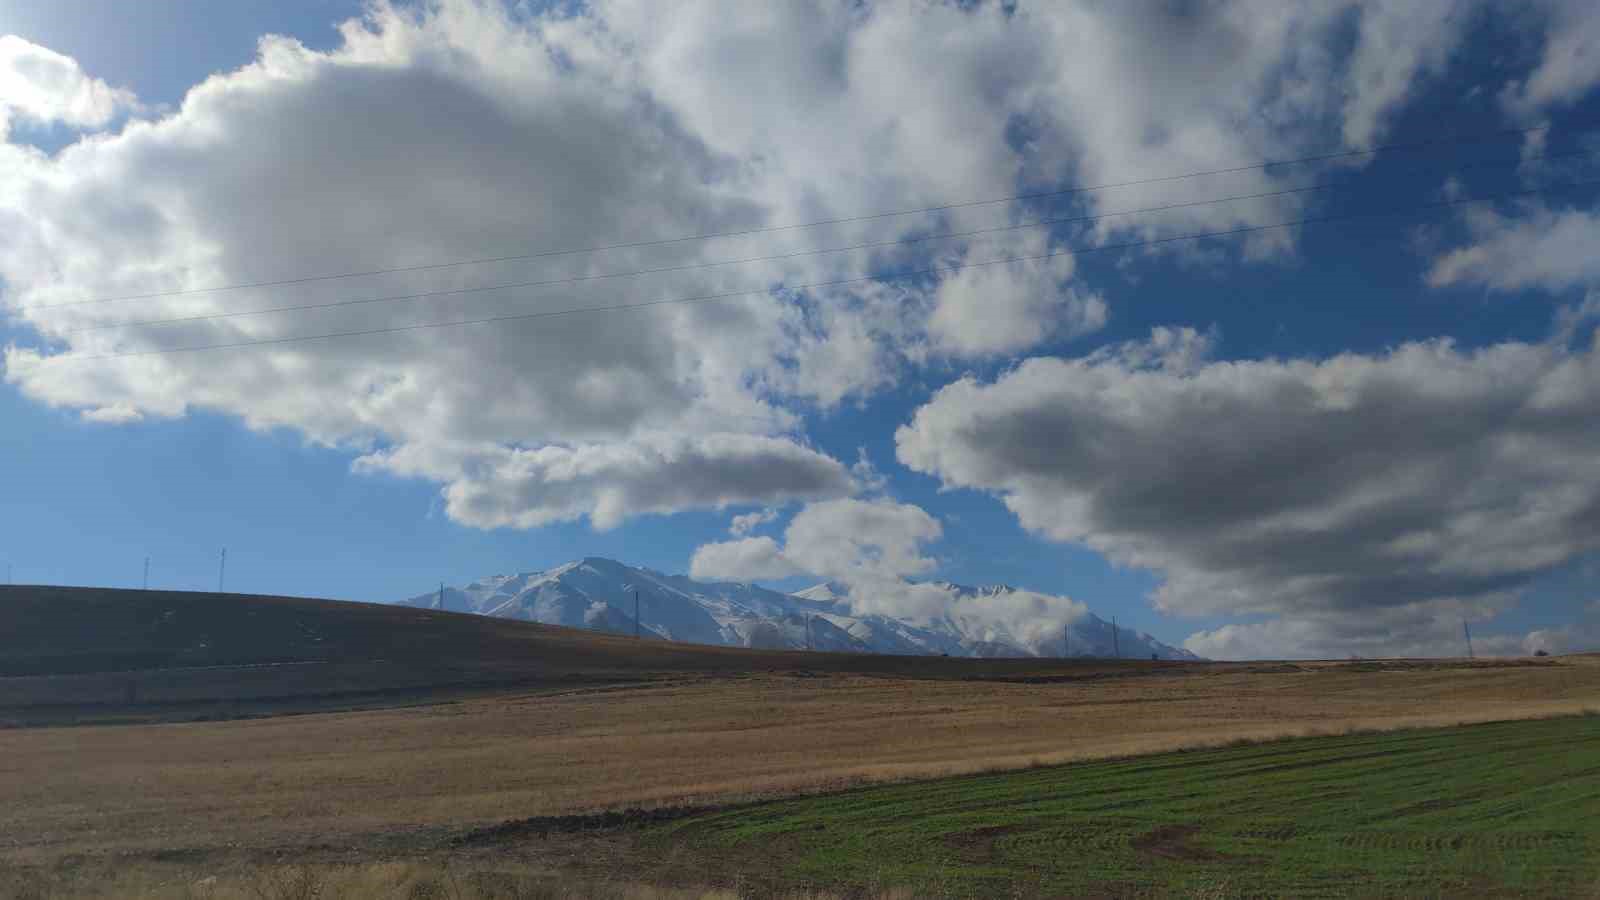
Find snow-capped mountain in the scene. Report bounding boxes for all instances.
[398,557,1199,660]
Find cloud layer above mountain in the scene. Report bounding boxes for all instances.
[692,496,1096,639]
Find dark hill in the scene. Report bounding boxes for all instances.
[0,583,663,677]
[0,584,1204,680]
[23,585,1506,725]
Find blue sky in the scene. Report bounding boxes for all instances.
[2,1,1599,658]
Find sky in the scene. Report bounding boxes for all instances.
[2,0,1599,660]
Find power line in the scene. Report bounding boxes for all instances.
[50,148,1596,337]
[40,177,1600,365]
[22,121,1561,311]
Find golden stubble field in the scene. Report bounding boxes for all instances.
[3,657,1596,864]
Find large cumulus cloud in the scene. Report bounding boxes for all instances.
[897,328,1600,657]
[1,3,848,527]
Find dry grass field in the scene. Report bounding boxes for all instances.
[4,655,1595,867]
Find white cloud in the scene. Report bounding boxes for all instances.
[357,433,853,530]
[1085,324,1219,374]
[926,234,1107,358]
[691,494,1095,648]
[1502,2,1600,118]
[849,448,889,496]
[1014,1,1465,258]
[692,497,941,583]
[688,536,800,582]
[847,577,1091,646]
[77,401,143,424]
[1339,2,1474,147]
[1554,294,1600,343]
[898,327,1600,657]
[1418,2,1600,304]
[0,35,136,136]
[1427,206,1600,294]
[728,507,778,537]
[1520,621,1600,656]
[781,497,943,581]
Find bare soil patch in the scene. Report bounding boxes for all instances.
[1131,825,1230,862]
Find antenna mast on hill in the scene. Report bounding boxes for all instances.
[1111,616,1121,659]
[1464,621,1475,659]
[217,548,227,593]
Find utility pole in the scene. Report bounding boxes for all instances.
[143,557,150,590]
[634,588,641,639]
[217,548,227,593]
[1111,616,1121,659]
[438,581,445,609]
[1063,621,1070,659]
[1464,621,1475,659]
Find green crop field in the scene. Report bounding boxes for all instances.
[648,715,1600,898]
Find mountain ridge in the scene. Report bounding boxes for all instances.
[398,557,1200,660]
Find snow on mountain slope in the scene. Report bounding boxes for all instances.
[398,558,1199,660]
[401,558,863,651]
